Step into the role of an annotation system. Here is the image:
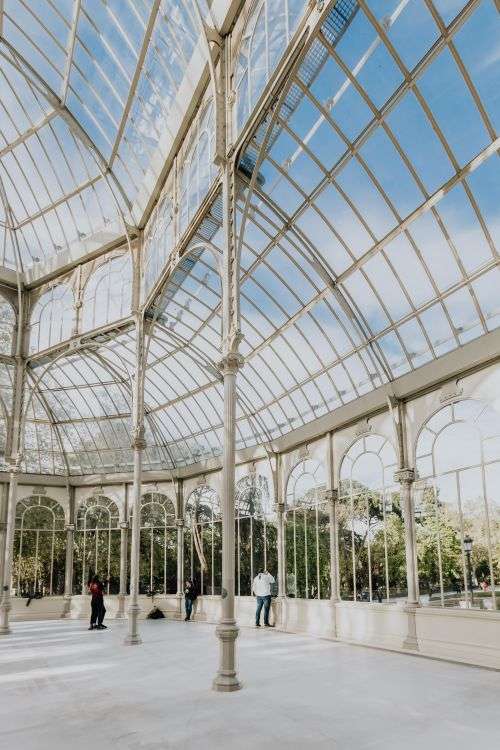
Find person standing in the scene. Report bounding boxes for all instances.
[88,575,107,630]
[184,578,198,621]
[252,570,275,628]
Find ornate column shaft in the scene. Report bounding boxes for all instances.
[116,520,128,619]
[0,468,19,635]
[395,468,419,608]
[62,522,75,617]
[276,501,286,598]
[213,352,242,692]
[176,518,184,599]
[125,436,145,645]
[0,484,8,595]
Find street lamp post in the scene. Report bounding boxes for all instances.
[464,535,474,607]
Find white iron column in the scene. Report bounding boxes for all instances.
[176,518,184,598]
[395,468,420,608]
[62,523,75,617]
[0,468,19,635]
[0,484,8,594]
[126,437,145,644]
[213,352,242,692]
[116,520,128,618]
[276,501,286,598]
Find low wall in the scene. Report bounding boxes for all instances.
[9,594,500,670]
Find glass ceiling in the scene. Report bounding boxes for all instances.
[1,0,499,477]
[0,0,205,270]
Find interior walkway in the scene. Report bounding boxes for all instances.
[0,619,498,750]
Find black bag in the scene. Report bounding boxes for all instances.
[147,606,165,620]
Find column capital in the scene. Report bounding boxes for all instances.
[394,468,415,486]
[120,521,129,530]
[274,501,285,514]
[131,428,147,451]
[175,518,185,528]
[324,488,338,504]
[218,352,244,375]
[64,523,75,532]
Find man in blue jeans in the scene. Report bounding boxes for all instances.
[252,570,275,627]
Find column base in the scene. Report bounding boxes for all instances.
[0,599,11,635]
[212,675,242,692]
[403,604,419,652]
[61,595,72,619]
[115,594,127,619]
[124,634,143,646]
[213,621,241,692]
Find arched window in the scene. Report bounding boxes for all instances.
[29,284,74,354]
[13,495,66,596]
[178,101,217,236]
[139,492,176,595]
[184,486,221,596]
[0,297,15,355]
[74,495,120,595]
[339,434,402,603]
[235,471,276,596]
[81,254,132,332]
[285,458,329,599]
[143,193,174,297]
[234,0,305,134]
[415,400,500,610]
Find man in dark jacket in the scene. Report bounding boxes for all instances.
[184,579,198,621]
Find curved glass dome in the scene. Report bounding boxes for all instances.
[0,0,205,270]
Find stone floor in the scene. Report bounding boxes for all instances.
[0,619,499,750]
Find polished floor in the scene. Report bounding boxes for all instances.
[0,618,498,750]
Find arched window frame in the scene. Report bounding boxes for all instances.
[28,284,75,354]
[138,492,176,595]
[81,254,132,332]
[338,433,401,603]
[184,485,221,596]
[235,472,276,596]
[0,296,16,355]
[75,495,120,595]
[415,399,500,610]
[14,495,66,596]
[285,457,329,599]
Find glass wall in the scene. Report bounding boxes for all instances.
[415,399,499,610]
[138,492,177,595]
[73,495,121,595]
[184,486,221,595]
[285,458,330,599]
[234,0,305,134]
[339,435,405,603]
[235,472,276,595]
[13,495,66,596]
